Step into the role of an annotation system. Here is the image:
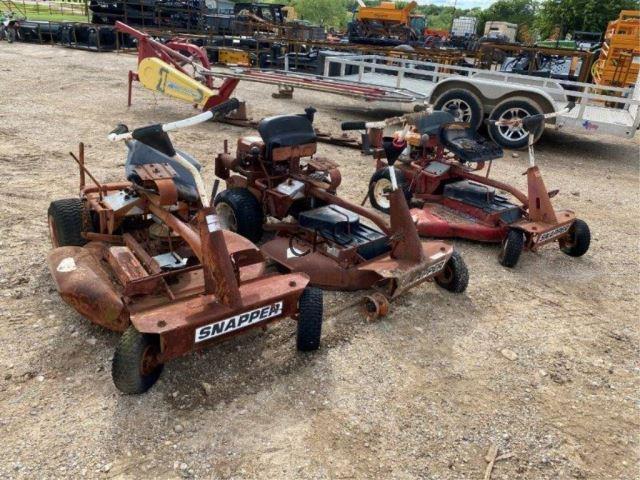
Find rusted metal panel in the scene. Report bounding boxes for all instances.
[107,246,149,286]
[47,247,128,332]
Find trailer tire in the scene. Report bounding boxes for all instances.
[433,89,484,130]
[561,219,590,257]
[368,167,412,214]
[214,188,264,243]
[48,198,87,247]
[499,229,524,268]
[112,326,164,395]
[435,251,469,293]
[488,98,543,149]
[296,287,323,352]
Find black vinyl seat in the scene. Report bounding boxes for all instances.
[125,140,202,203]
[414,111,457,136]
[258,114,317,160]
[440,125,503,163]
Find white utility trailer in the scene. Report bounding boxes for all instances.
[318,54,640,148]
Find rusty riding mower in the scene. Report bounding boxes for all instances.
[213,108,469,318]
[343,103,590,268]
[47,99,324,394]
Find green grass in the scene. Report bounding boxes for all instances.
[8,3,89,22]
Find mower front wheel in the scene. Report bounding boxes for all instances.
[112,327,164,394]
[48,198,87,247]
[499,229,525,268]
[561,219,590,257]
[368,168,411,214]
[435,251,469,293]
[296,287,323,352]
[214,188,264,243]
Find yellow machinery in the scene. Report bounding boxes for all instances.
[593,10,640,87]
[350,1,424,43]
[355,1,417,23]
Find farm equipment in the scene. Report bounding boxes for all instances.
[348,1,426,46]
[345,103,590,268]
[115,21,240,110]
[593,10,640,87]
[47,99,323,394]
[213,107,469,317]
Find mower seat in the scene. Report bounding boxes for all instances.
[125,140,202,204]
[440,125,503,163]
[414,111,457,136]
[258,114,317,161]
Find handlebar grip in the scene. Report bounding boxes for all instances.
[109,124,129,136]
[208,98,240,117]
[341,121,366,131]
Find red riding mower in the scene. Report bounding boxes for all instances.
[47,99,323,394]
[343,103,590,268]
[213,107,469,318]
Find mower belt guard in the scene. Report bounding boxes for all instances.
[47,245,128,332]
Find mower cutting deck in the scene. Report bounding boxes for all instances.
[344,104,590,268]
[47,99,323,394]
[213,107,468,317]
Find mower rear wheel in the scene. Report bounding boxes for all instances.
[561,219,590,257]
[214,188,264,243]
[47,198,87,247]
[296,287,323,352]
[435,251,469,293]
[368,168,411,214]
[112,326,164,395]
[499,229,525,268]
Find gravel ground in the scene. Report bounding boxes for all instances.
[0,43,638,480]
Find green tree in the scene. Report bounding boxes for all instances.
[535,0,639,38]
[475,0,536,37]
[292,0,350,28]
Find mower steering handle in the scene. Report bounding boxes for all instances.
[487,102,576,129]
[341,121,367,131]
[108,98,240,142]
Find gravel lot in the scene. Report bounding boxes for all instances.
[0,43,638,480]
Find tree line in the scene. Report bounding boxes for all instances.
[252,0,639,40]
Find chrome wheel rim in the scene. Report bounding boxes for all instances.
[442,99,472,123]
[497,107,530,142]
[215,203,238,231]
[373,178,392,210]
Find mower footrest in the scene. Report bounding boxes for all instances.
[107,246,149,287]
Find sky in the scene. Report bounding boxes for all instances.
[417,0,498,9]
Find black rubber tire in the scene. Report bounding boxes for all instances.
[499,229,525,268]
[561,219,591,257]
[368,167,412,214]
[47,198,87,247]
[433,89,484,130]
[296,287,323,352]
[488,98,543,150]
[214,188,264,243]
[112,326,164,395]
[435,251,469,293]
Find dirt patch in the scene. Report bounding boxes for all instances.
[0,43,638,479]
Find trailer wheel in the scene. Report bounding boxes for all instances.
[435,251,469,293]
[499,229,525,268]
[368,168,411,214]
[48,198,87,247]
[296,287,323,352]
[433,89,483,130]
[214,188,264,243]
[561,219,590,257]
[112,326,164,394]
[488,99,543,149]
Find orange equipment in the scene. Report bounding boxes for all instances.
[593,10,640,87]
